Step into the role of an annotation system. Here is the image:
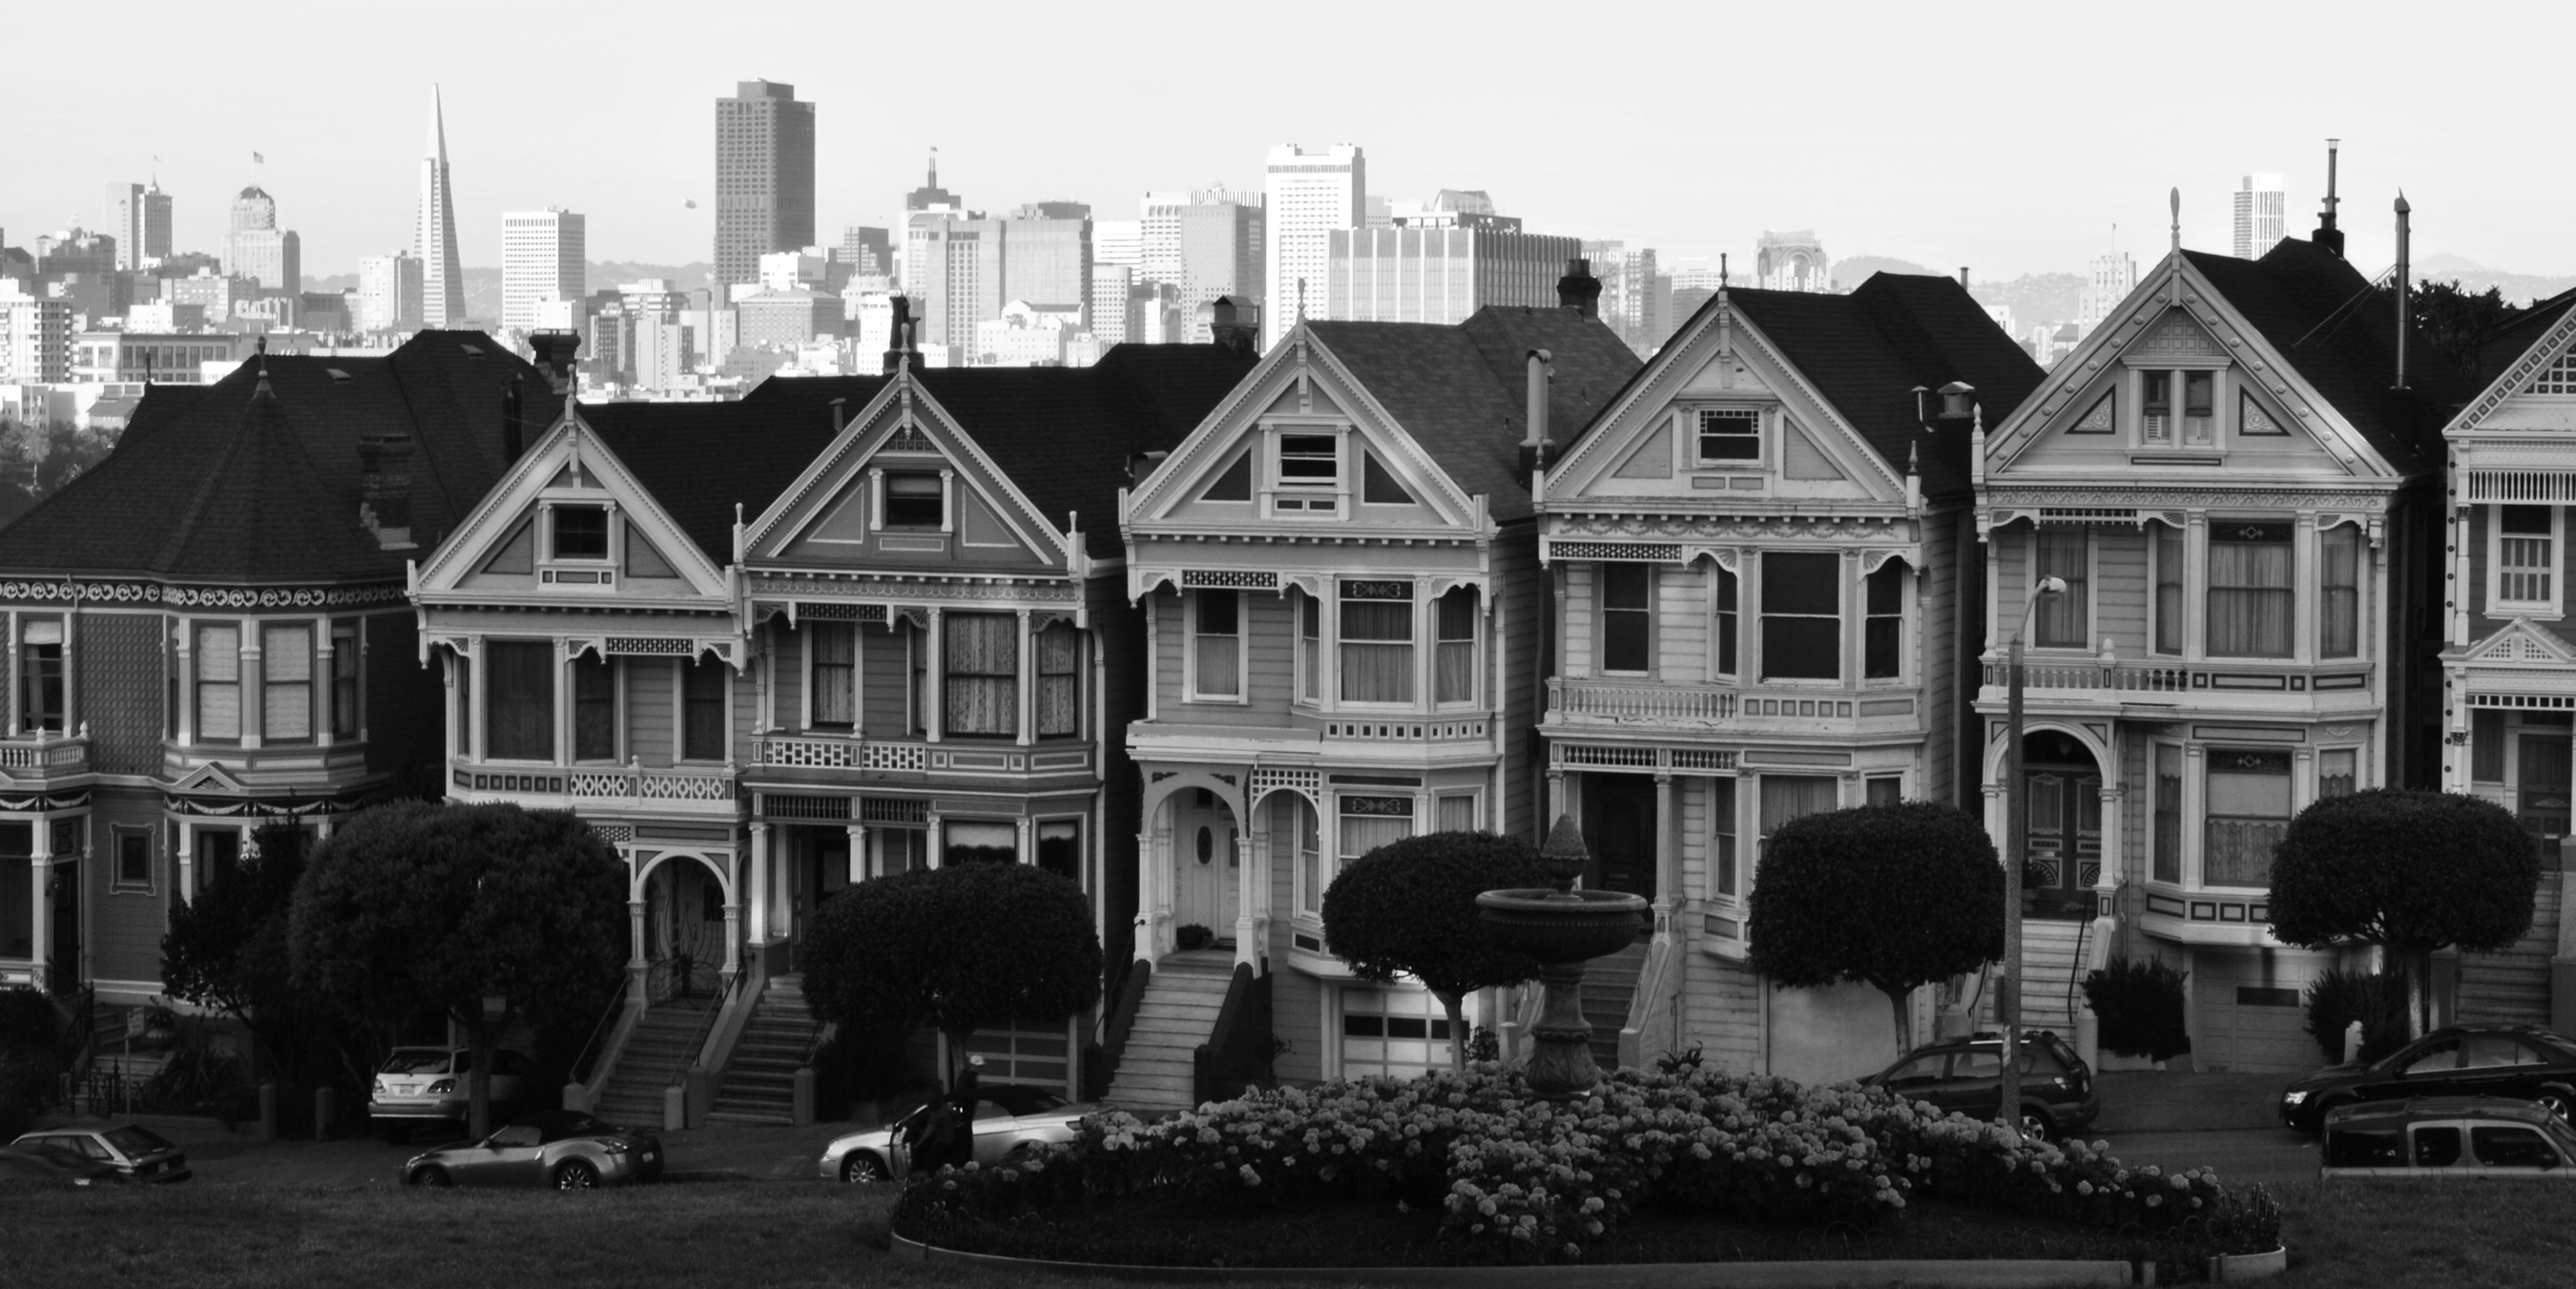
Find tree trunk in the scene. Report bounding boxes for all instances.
[464,1012,495,1142]
[1438,992,1467,1071]
[1880,985,1913,1063]
[2414,949,2436,1040]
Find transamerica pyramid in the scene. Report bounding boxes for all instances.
[418,85,467,327]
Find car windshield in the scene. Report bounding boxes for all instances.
[380,1049,454,1074]
[101,1127,172,1154]
[541,1115,615,1143]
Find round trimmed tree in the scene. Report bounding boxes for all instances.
[1747,801,2005,1058]
[800,861,1101,1082]
[2270,789,2539,1037]
[1321,830,1556,1070]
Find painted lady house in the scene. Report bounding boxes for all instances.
[1112,271,1638,1112]
[0,333,543,1008]
[1533,271,2042,1082]
[1972,199,2468,1071]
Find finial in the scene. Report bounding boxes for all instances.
[1719,252,1730,289]
[2169,187,2181,252]
[1907,441,1920,474]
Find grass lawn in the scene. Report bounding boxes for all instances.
[0,1175,2566,1288]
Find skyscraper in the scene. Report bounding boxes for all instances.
[714,80,817,290]
[358,253,425,332]
[2233,174,2288,260]
[1004,204,1092,325]
[2079,232,2138,330]
[226,187,301,295]
[1262,144,1364,348]
[419,86,467,326]
[105,182,172,270]
[501,208,586,331]
[903,154,966,291]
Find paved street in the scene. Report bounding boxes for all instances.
[2085,1071,2316,1185]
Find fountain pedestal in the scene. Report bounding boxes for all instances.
[1477,815,1645,1099]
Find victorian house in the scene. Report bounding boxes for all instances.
[1974,226,2468,1071]
[1533,273,2042,1083]
[0,333,545,1004]
[1112,285,1638,1111]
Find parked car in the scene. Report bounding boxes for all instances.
[820,1083,1099,1183]
[0,1141,131,1188]
[10,1124,191,1182]
[368,1045,534,1141]
[1860,1030,2100,1141]
[400,1111,663,1189]
[2320,1096,2576,1177]
[2277,1026,2576,1134]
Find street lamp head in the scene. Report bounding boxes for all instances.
[2035,576,2067,596]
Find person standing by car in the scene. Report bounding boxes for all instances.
[951,1055,984,1124]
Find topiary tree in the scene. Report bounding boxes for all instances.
[800,862,1100,1083]
[1748,801,2005,1058]
[2270,789,2540,1038]
[288,801,628,1139]
[1321,831,1557,1070]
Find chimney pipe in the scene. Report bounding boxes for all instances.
[501,375,524,466]
[1556,260,1601,319]
[2314,138,2345,258]
[1519,348,1553,478]
[829,396,847,436]
[1959,266,1970,290]
[2394,194,2412,391]
[883,297,917,375]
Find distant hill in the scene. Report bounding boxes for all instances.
[301,260,720,330]
[1832,255,1935,285]
[1832,254,2078,337]
[2414,254,2576,307]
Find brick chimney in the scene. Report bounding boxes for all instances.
[883,296,919,375]
[1557,259,1601,319]
[358,432,416,550]
[1209,296,1259,355]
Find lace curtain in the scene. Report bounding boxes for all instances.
[1340,601,1413,703]
[945,613,1018,737]
[2207,531,2294,657]
[1037,623,1079,736]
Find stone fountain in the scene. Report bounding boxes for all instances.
[1476,814,1648,1097]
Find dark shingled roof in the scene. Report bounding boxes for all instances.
[0,331,556,582]
[1306,307,1640,521]
[586,343,1260,561]
[2183,240,2483,471]
[2468,285,2576,390]
[1720,273,2044,501]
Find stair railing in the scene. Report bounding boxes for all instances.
[1193,962,1271,1108]
[2065,913,2093,1027]
[1100,958,1153,1085]
[569,976,631,1088]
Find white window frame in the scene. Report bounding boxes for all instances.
[1434,792,1481,834]
[1692,406,1766,468]
[570,652,622,763]
[1265,423,1347,519]
[2487,504,2564,617]
[1432,587,1480,708]
[2131,364,2227,450]
[1598,563,1654,677]
[2030,528,2096,653]
[1336,579,1418,709]
[674,654,732,763]
[803,620,861,730]
[1293,589,1322,708]
[1184,590,1248,704]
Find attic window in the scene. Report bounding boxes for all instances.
[1696,409,1761,464]
[883,472,944,529]
[552,506,610,559]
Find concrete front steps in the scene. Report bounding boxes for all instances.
[1582,941,1648,1071]
[1980,918,2092,1037]
[709,975,820,1126]
[593,997,713,1129]
[1105,951,1234,1117]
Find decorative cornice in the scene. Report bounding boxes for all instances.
[745,573,1079,603]
[1554,514,1916,542]
[1979,487,2393,512]
[0,579,408,609]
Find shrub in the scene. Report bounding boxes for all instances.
[2303,968,2411,1066]
[811,1025,934,1120]
[0,988,62,1054]
[1174,925,1215,952]
[1322,831,1557,1069]
[0,1049,50,1139]
[2083,956,2192,1063]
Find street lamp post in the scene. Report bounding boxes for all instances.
[1998,573,2066,1138]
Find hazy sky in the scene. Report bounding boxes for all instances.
[6,0,2566,283]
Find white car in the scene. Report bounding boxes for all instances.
[818,1083,1099,1183]
[368,1046,533,1141]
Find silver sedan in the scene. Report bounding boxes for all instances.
[402,1111,664,1189]
[820,1083,1098,1183]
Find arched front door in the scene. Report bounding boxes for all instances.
[645,856,728,1003]
[1169,789,1238,946]
[2022,730,2101,920]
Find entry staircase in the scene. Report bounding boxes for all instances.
[1581,942,1649,1070]
[593,997,713,1129]
[77,1003,171,1106]
[1106,950,1233,1116]
[710,975,820,1125]
[1980,919,2093,1037]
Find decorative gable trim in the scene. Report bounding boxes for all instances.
[2444,305,2576,439]
[2464,618,2576,666]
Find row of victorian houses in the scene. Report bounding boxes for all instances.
[8,198,2575,1114]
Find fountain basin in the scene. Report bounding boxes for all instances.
[1478,888,1648,964]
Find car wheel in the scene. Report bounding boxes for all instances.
[554,1159,601,1190]
[841,1153,888,1184]
[2019,1109,2058,1143]
[409,1166,451,1189]
[2538,1090,2575,1124]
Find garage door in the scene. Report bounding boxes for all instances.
[2191,948,2317,1073]
[1338,986,1455,1080]
[2460,884,2560,1027]
[961,1017,1073,1096]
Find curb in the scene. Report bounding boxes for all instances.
[886,1233,2159,1286]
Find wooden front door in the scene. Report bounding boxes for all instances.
[2519,735,2571,850]
[1172,791,1237,943]
[1583,777,1657,912]
[2024,765,2100,904]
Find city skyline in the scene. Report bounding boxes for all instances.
[7,0,2570,285]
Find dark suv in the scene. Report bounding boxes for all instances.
[2277,1026,2576,1134]
[1862,1030,2100,1140]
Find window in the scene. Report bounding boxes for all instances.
[1758,775,1838,865]
[1696,408,1761,463]
[1037,622,1079,737]
[810,623,855,728]
[1287,797,1322,915]
[196,623,241,740]
[2320,748,2357,800]
[1298,592,1319,702]
[1759,552,1839,680]
[2034,530,2089,648]
[2152,744,2182,884]
[2152,525,2185,655]
[2473,1126,2561,1170]
[1711,778,1739,898]
[2205,749,2291,887]
[944,820,1017,865]
[2495,506,2556,610]
[552,505,608,559]
[1601,564,1651,674]
[907,623,927,736]
[1276,433,1340,510]
[2141,371,2171,443]
[2207,522,2294,657]
[2182,371,2214,445]
[1339,795,1412,876]
[873,828,928,878]
[2462,1034,2537,1070]
[114,829,150,892]
[2474,711,2504,781]
[484,641,554,760]
[944,613,1017,737]
[1864,562,1903,678]
[1866,776,1902,806]
[1714,566,1738,676]
[1191,592,1240,699]
[572,654,615,760]
[883,472,944,529]
[1435,588,1476,704]
[1339,581,1414,704]
[198,827,240,884]
[330,621,360,738]
[1036,820,1080,883]
[17,620,61,734]
[680,657,727,759]
[261,623,312,741]
[1437,795,1478,832]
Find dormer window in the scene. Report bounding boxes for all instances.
[552,506,608,559]
[883,472,944,529]
[2141,373,2171,444]
[1271,433,1342,515]
[2139,369,2218,447]
[1696,409,1761,465]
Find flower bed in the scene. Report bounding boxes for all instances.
[892,1062,2281,1280]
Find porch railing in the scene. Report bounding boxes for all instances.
[0,734,89,773]
[752,736,928,772]
[1981,659,2193,693]
[1551,680,1736,722]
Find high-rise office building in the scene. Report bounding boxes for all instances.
[1262,144,1364,347]
[908,214,1005,353]
[420,86,467,326]
[226,187,301,295]
[839,226,892,277]
[501,208,586,331]
[105,182,172,270]
[1583,240,1671,359]
[2079,237,2138,329]
[2233,173,2287,260]
[1093,219,1141,274]
[1324,225,1580,325]
[0,294,73,383]
[901,153,964,288]
[1140,189,1263,321]
[358,253,425,332]
[1004,204,1092,325]
[715,80,817,290]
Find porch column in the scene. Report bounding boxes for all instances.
[722,845,743,984]
[174,824,194,907]
[925,814,944,868]
[1147,796,1174,958]
[314,616,335,749]
[238,630,262,750]
[1015,609,1034,747]
[925,610,945,742]
[846,822,867,882]
[467,638,488,761]
[1652,769,1676,944]
[1547,769,1566,826]
[555,640,575,767]
[748,822,772,946]
[5,613,20,735]
[1132,829,1154,962]
[2094,780,2124,925]
[26,818,52,991]
[1236,798,1260,971]
[175,619,195,745]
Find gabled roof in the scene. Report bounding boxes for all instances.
[0,331,555,583]
[1720,273,2045,500]
[1305,306,1639,521]
[2470,286,2576,379]
[2180,240,2481,472]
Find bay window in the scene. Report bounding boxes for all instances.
[2321,525,2361,657]
[484,641,553,761]
[1711,778,1739,898]
[1601,565,1651,674]
[680,656,727,759]
[1759,552,1839,680]
[2207,522,2294,657]
[1338,795,1412,876]
[330,621,360,738]
[2034,530,2088,648]
[1435,587,1476,704]
[2205,749,2291,887]
[1436,794,1477,833]
[1037,622,1080,737]
[261,623,312,742]
[943,613,1017,737]
[1298,592,1319,702]
[2319,748,2358,799]
[1339,580,1414,704]
[196,623,241,741]
[1757,775,1837,864]
[1863,562,1902,678]
[1191,591,1241,699]
[1036,819,1080,883]
[2152,744,2182,884]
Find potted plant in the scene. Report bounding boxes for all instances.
[135,1005,180,1051]
[1174,924,1215,951]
